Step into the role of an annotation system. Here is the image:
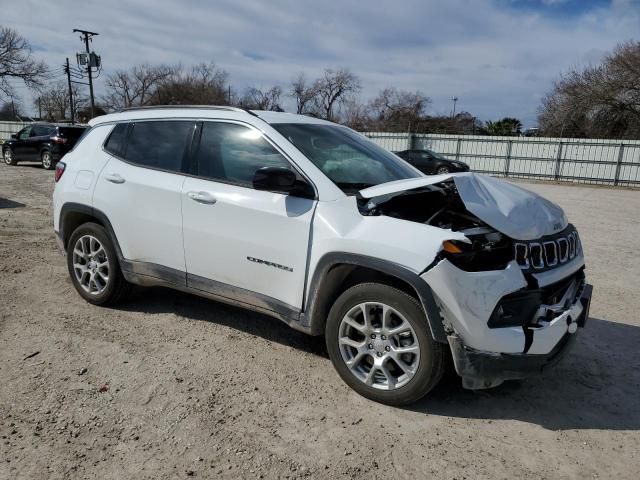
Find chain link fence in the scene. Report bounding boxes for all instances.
[362,132,640,187]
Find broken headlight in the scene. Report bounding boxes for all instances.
[441,230,513,272]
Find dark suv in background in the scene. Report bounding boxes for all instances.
[2,124,87,170]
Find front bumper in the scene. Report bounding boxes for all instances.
[449,284,592,389]
[421,256,591,388]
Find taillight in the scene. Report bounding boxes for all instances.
[51,136,67,144]
[54,162,66,182]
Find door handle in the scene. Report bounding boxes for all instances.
[187,191,217,205]
[104,173,125,184]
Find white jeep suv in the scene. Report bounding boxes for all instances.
[53,106,592,405]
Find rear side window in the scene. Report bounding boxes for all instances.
[194,122,291,186]
[104,123,128,157]
[31,125,54,137]
[124,121,193,173]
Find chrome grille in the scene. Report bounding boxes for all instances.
[514,226,581,271]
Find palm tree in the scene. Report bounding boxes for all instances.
[484,117,523,136]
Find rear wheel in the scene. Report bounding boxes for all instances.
[41,150,54,170]
[67,222,129,306]
[3,147,17,166]
[436,165,450,174]
[326,283,445,406]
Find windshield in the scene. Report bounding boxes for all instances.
[272,123,420,194]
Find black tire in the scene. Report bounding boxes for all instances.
[325,283,445,406]
[41,150,54,170]
[66,222,130,306]
[3,147,17,166]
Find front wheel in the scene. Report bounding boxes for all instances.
[67,222,130,306]
[3,147,17,165]
[326,283,445,406]
[41,150,54,170]
[436,165,450,175]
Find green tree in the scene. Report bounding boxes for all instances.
[484,117,523,136]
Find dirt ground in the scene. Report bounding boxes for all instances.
[1,162,639,480]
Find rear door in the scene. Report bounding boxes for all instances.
[93,120,196,280]
[28,125,53,159]
[181,120,315,310]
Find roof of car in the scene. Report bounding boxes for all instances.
[88,106,336,128]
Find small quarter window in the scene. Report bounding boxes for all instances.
[104,123,129,158]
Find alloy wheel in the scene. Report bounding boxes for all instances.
[436,166,450,174]
[42,151,52,169]
[338,302,421,390]
[4,149,12,165]
[72,235,110,295]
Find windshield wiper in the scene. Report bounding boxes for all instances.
[335,182,375,192]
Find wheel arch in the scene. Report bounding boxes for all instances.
[59,203,124,260]
[301,253,447,343]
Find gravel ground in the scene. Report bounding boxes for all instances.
[1,162,639,479]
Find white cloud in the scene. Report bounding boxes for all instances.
[2,0,639,126]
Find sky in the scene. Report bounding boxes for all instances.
[2,0,639,127]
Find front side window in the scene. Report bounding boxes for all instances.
[272,123,419,194]
[194,122,292,186]
[124,121,193,172]
[18,127,31,140]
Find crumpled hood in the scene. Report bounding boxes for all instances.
[359,173,568,241]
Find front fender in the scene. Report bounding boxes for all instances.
[300,252,448,342]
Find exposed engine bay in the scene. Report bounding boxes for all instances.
[357,180,514,271]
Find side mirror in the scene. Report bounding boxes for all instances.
[253,167,297,192]
[10,134,17,140]
[252,167,314,198]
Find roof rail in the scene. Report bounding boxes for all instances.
[119,105,247,113]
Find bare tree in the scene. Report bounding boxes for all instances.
[103,63,177,110]
[368,87,430,131]
[339,98,371,130]
[238,86,283,111]
[538,41,640,139]
[35,82,87,121]
[0,99,23,120]
[313,68,361,121]
[150,62,229,105]
[0,26,48,100]
[289,73,318,114]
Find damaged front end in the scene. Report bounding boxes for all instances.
[357,173,592,389]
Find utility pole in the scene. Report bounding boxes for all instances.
[37,97,42,120]
[73,29,99,118]
[451,96,459,118]
[64,58,75,124]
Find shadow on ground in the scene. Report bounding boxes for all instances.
[0,197,26,209]
[118,286,327,356]
[118,287,640,432]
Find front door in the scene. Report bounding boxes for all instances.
[13,126,32,159]
[181,121,315,311]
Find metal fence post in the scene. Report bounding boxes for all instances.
[455,138,462,162]
[554,141,564,181]
[408,132,416,150]
[504,140,513,177]
[614,143,625,186]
